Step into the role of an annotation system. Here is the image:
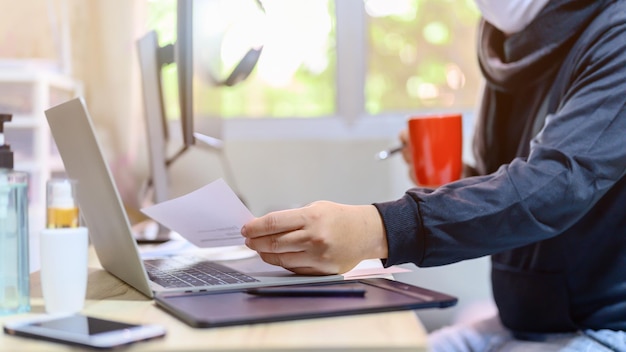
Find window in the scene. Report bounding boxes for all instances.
[148,0,480,121]
[193,0,335,118]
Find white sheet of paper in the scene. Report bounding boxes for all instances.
[141,178,254,247]
[343,259,411,279]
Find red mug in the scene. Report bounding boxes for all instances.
[408,113,462,187]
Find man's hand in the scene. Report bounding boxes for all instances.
[241,202,388,275]
[399,129,417,185]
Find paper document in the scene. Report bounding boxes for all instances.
[343,259,411,279]
[141,178,253,247]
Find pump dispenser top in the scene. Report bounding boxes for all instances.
[0,114,13,169]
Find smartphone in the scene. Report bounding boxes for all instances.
[3,313,166,349]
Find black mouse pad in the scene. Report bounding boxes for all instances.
[154,278,458,328]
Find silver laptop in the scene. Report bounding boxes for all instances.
[45,97,342,298]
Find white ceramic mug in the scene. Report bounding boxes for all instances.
[39,227,89,314]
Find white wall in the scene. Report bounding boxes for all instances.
[169,135,407,216]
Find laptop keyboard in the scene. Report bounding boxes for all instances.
[144,256,259,288]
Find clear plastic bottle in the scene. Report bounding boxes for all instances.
[0,114,30,316]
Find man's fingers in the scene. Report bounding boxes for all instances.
[245,229,308,253]
[242,209,305,239]
[257,251,337,275]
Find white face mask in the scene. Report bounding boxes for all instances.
[474,0,551,35]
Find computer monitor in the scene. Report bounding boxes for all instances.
[136,30,172,241]
[136,1,221,208]
[134,0,223,242]
[136,0,260,228]
[136,31,171,204]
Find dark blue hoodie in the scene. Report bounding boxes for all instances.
[375,0,626,333]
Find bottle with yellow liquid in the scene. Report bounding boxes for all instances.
[41,178,89,314]
[46,179,79,228]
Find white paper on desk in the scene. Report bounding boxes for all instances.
[141,178,254,247]
[344,259,411,279]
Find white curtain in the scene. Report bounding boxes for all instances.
[70,0,149,215]
[0,0,150,218]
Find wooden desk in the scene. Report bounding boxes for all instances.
[1,250,428,351]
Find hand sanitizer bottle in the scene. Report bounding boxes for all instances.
[0,114,30,316]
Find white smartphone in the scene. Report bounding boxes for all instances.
[3,313,166,349]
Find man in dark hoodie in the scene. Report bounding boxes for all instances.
[241,0,626,350]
